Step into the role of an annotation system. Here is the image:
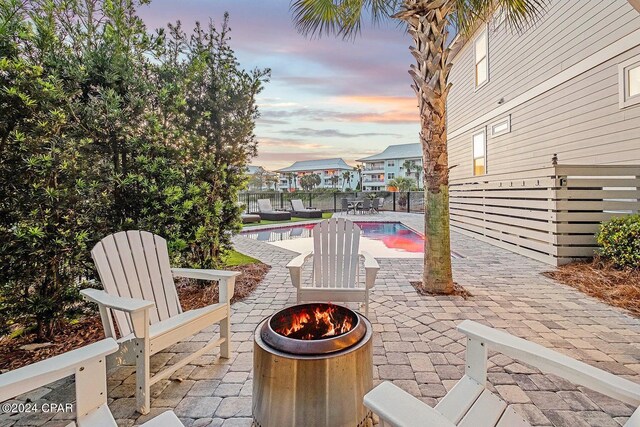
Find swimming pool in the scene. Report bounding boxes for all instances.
[241,222,424,258]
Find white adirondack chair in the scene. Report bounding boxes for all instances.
[365,320,640,427]
[81,230,239,414]
[0,338,183,427]
[286,218,379,316]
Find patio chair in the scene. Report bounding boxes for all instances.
[364,320,640,427]
[377,197,385,212]
[286,218,380,316]
[0,338,183,426]
[359,198,372,214]
[81,230,239,414]
[371,198,380,214]
[290,199,323,218]
[341,198,355,214]
[257,198,291,221]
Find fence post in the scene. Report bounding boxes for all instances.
[407,192,411,213]
[280,192,284,210]
[393,192,396,211]
[333,193,337,212]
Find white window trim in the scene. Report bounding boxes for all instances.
[619,56,640,109]
[490,115,511,137]
[474,25,489,90]
[472,129,487,176]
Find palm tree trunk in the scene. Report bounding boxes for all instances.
[396,1,454,294]
[421,108,453,293]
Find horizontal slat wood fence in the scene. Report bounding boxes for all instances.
[449,165,640,265]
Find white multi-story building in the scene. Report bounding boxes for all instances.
[245,165,278,191]
[357,143,423,191]
[276,158,358,191]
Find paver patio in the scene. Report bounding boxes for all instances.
[4,212,639,427]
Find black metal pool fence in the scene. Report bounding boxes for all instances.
[239,191,425,214]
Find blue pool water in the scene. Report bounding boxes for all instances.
[241,222,424,256]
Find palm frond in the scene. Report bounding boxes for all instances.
[451,0,548,38]
[290,0,400,39]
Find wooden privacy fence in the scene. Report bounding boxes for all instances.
[449,165,640,266]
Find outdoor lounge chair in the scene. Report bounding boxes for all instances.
[290,199,322,218]
[364,320,640,427]
[286,218,379,316]
[257,198,291,221]
[81,230,239,414]
[0,338,184,426]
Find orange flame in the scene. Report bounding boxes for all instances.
[276,305,353,339]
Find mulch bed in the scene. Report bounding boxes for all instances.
[543,259,639,317]
[410,281,471,299]
[0,262,270,372]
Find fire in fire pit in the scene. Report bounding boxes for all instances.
[254,303,373,427]
[260,303,368,356]
[272,303,355,339]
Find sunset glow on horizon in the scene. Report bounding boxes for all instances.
[139,0,420,171]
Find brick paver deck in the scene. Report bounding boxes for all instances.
[4,212,639,427]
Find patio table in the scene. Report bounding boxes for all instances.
[348,200,363,214]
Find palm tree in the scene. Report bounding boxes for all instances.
[402,159,414,178]
[286,173,294,192]
[388,176,416,208]
[291,0,545,294]
[353,164,364,191]
[413,163,423,190]
[342,170,352,190]
[388,176,416,192]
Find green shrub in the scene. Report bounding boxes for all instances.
[0,1,268,340]
[596,215,640,269]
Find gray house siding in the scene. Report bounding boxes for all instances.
[446,0,640,181]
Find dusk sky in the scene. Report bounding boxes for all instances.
[139,0,420,171]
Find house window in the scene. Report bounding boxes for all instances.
[619,57,640,108]
[387,160,395,167]
[490,116,511,136]
[475,27,488,88]
[387,173,395,180]
[473,130,486,176]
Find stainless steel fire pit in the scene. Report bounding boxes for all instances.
[253,303,373,427]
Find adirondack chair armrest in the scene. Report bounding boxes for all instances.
[0,338,118,402]
[81,288,155,313]
[171,268,240,281]
[171,268,239,304]
[81,289,153,338]
[364,381,456,427]
[360,251,379,289]
[457,320,640,407]
[286,250,313,289]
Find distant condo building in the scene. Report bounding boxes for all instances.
[357,143,423,191]
[245,165,278,191]
[276,158,358,191]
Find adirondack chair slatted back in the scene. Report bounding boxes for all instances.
[312,218,360,288]
[291,199,305,211]
[92,231,182,337]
